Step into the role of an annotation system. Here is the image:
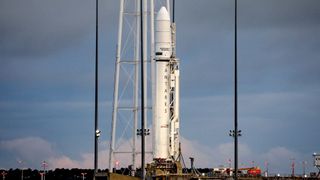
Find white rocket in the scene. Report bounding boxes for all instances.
[153,6,180,161]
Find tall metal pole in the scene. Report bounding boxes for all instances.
[94,0,99,177]
[140,0,146,179]
[172,0,175,23]
[234,0,238,179]
[42,161,47,180]
[142,0,148,130]
[166,0,170,16]
[17,160,23,180]
[150,0,156,161]
[109,0,124,171]
[133,0,141,174]
[302,161,306,177]
[291,158,295,177]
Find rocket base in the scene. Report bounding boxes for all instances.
[146,159,191,180]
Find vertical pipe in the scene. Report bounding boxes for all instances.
[133,0,140,173]
[143,0,148,137]
[302,161,306,176]
[171,0,176,57]
[140,0,146,179]
[173,64,180,159]
[172,0,175,23]
[94,0,99,177]
[110,0,124,172]
[166,0,170,17]
[150,0,155,159]
[234,0,238,179]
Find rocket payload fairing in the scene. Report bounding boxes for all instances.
[153,6,180,161]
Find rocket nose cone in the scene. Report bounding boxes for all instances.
[157,6,170,21]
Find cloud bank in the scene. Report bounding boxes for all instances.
[0,136,315,174]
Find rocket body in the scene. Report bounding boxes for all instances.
[154,6,180,161]
[154,6,171,159]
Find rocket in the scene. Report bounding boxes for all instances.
[153,6,180,161]
[154,6,171,160]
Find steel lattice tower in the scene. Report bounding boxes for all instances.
[109,0,171,173]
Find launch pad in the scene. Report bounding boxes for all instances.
[146,159,184,177]
[145,5,185,180]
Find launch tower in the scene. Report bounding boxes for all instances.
[109,0,182,177]
[109,0,150,173]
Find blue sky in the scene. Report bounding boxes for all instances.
[1,0,320,175]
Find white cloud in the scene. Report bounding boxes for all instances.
[49,156,82,169]
[0,137,92,169]
[0,137,56,165]
[48,153,96,169]
[262,147,298,162]
[0,136,314,174]
[180,138,254,168]
[261,147,300,174]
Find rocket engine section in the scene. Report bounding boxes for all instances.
[154,6,180,161]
